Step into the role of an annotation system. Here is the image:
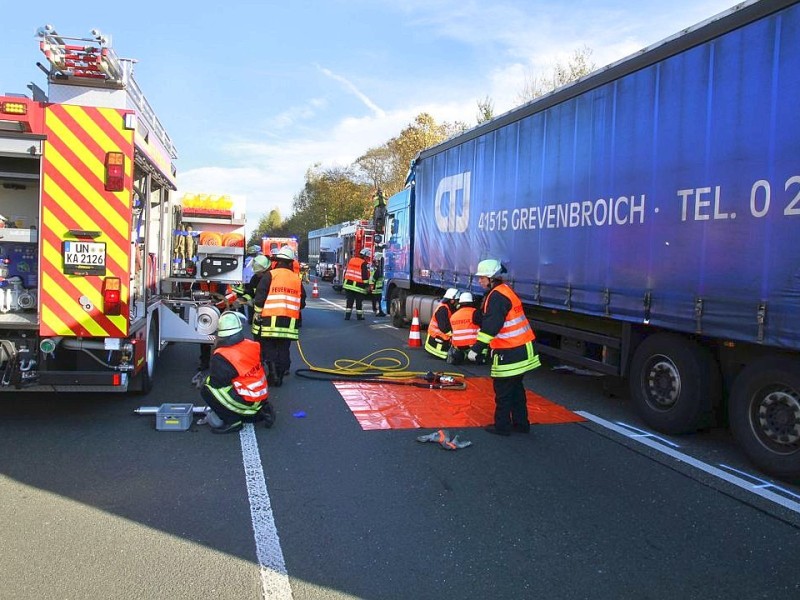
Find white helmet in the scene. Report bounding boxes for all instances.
[217,311,245,338]
[443,288,459,300]
[458,292,474,304]
[475,259,504,278]
[253,255,271,273]
[273,246,295,261]
[360,247,372,258]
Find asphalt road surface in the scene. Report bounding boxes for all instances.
[2,281,799,599]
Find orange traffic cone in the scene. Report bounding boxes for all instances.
[408,308,421,347]
[312,280,319,299]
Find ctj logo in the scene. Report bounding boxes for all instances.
[435,172,470,233]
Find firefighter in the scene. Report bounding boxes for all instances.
[446,291,486,365]
[343,247,371,320]
[231,254,271,322]
[468,259,541,436]
[201,311,273,434]
[369,253,386,317]
[270,244,301,276]
[424,288,459,359]
[252,246,306,387]
[185,261,236,384]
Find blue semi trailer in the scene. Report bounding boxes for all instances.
[382,0,800,480]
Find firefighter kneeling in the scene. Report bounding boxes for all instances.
[201,311,275,434]
[446,292,487,365]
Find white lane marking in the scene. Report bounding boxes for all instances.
[607,421,680,448]
[318,297,345,311]
[576,411,800,515]
[239,423,293,599]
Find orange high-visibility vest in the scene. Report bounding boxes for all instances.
[214,340,269,402]
[260,269,302,319]
[481,284,535,350]
[343,256,369,293]
[427,302,452,340]
[450,306,479,348]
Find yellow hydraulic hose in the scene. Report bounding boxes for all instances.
[294,339,466,386]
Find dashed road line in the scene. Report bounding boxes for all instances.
[576,411,800,515]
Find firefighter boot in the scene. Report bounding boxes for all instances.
[344,311,351,320]
[266,361,279,386]
[211,420,243,434]
[260,403,276,429]
[357,311,365,320]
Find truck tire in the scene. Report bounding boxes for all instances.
[628,333,719,434]
[133,318,158,395]
[728,357,800,481]
[389,288,406,328]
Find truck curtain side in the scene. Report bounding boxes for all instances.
[383,0,800,480]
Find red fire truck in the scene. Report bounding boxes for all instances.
[0,26,244,392]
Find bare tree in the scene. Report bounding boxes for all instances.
[517,46,595,104]
[476,95,494,124]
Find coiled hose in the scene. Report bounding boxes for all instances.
[294,339,467,390]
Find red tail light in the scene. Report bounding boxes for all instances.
[105,151,125,192]
[103,277,122,315]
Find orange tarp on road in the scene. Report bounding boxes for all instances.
[334,376,586,431]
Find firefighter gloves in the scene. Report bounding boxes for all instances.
[191,370,208,389]
[416,429,472,450]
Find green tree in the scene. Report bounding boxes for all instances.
[247,208,283,247]
[355,146,393,191]
[384,113,458,194]
[517,46,595,104]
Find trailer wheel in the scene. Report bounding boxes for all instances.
[629,333,719,434]
[728,357,800,481]
[134,318,159,395]
[389,288,406,328]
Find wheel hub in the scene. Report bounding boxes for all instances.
[757,388,800,447]
[645,356,681,409]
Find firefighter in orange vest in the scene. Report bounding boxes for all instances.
[343,247,371,320]
[424,288,458,359]
[270,245,301,276]
[468,259,541,436]
[446,291,487,365]
[201,311,273,434]
[252,246,306,387]
[185,261,237,384]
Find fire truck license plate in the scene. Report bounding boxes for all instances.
[62,241,107,275]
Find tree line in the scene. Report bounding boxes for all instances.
[248,48,594,260]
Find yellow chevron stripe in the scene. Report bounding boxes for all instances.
[43,239,106,304]
[68,105,133,210]
[41,269,109,337]
[42,184,129,271]
[40,303,71,335]
[41,227,131,307]
[42,242,108,337]
[41,233,129,335]
[42,183,129,271]
[43,134,128,236]
[42,206,130,274]
[47,109,105,179]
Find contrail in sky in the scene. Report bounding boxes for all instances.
[318,65,386,118]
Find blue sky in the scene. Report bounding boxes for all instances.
[2,0,739,234]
